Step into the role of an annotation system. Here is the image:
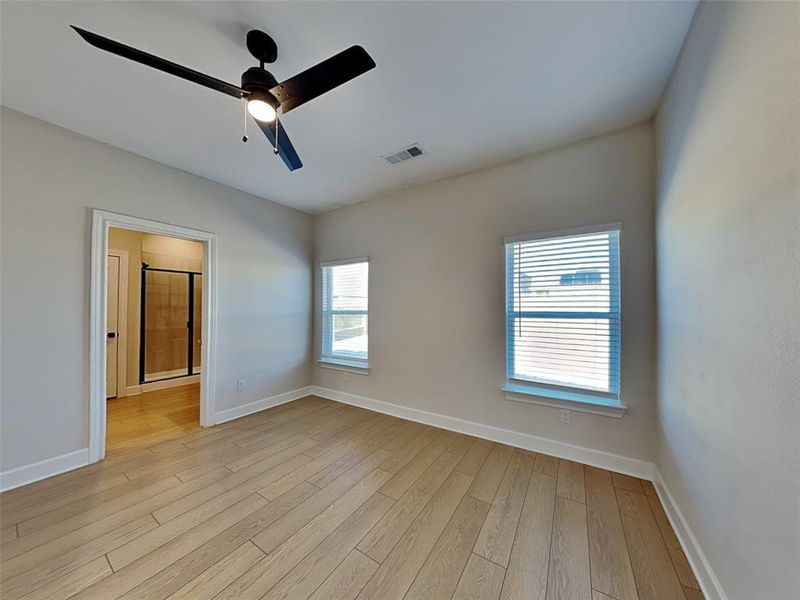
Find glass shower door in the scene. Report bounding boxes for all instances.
[140,266,203,384]
[192,274,202,375]
[141,269,189,383]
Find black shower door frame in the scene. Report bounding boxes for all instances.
[139,264,202,385]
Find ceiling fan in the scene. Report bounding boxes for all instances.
[71,26,376,171]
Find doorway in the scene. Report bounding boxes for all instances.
[104,227,206,450]
[90,210,217,463]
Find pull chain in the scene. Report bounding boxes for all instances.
[242,101,248,143]
[274,116,280,155]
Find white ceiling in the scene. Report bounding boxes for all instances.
[0,1,696,214]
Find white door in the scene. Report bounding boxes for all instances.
[106,255,120,399]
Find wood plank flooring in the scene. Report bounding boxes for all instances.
[106,384,201,451]
[1,387,702,599]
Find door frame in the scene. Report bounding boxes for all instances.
[90,210,217,463]
[107,248,129,399]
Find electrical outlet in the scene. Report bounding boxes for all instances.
[343,371,349,382]
[560,409,571,424]
[237,378,246,392]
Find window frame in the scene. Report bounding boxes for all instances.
[503,224,625,415]
[320,256,369,370]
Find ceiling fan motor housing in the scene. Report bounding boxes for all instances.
[246,30,278,64]
[241,67,279,108]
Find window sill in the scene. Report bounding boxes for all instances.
[502,383,627,418]
[318,359,369,375]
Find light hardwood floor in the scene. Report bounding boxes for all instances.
[0,387,703,600]
[106,384,201,451]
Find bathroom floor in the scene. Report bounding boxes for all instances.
[106,383,200,451]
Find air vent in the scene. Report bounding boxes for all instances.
[382,144,426,165]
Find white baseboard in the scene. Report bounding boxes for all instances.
[214,386,314,425]
[125,375,200,397]
[0,448,90,492]
[310,386,654,480]
[1,385,312,492]
[653,469,728,600]
[147,368,202,380]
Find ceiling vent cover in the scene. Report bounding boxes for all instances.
[383,144,426,165]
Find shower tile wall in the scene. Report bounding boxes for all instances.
[142,247,202,381]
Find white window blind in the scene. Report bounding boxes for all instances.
[505,227,621,399]
[321,259,369,365]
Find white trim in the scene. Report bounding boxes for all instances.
[123,375,200,397]
[0,449,90,492]
[504,222,622,245]
[90,210,218,465]
[503,385,627,418]
[318,359,370,375]
[653,469,728,600]
[320,256,370,268]
[310,386,653,479]
[214,386,313,424]
[145,367,202,381]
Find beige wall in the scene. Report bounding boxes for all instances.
[0,107,313,471]
[313,122,657,463]
[655,2,800,598]
[108,228,204,388]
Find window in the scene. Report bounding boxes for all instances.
[505,226,621,405]
[321,258,369,368]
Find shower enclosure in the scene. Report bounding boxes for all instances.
[139,264,202,384]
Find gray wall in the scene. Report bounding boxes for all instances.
[0,107,313,471]
[313,123,658,464]
[655,2,800,598]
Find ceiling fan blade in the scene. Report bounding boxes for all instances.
[254,118,303,171]
[72,26,247,99]
[270,46,375,114]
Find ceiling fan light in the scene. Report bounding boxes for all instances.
[247,98,276,123]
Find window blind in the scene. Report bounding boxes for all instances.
[321,259,369,364]
[505,228,621,397]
